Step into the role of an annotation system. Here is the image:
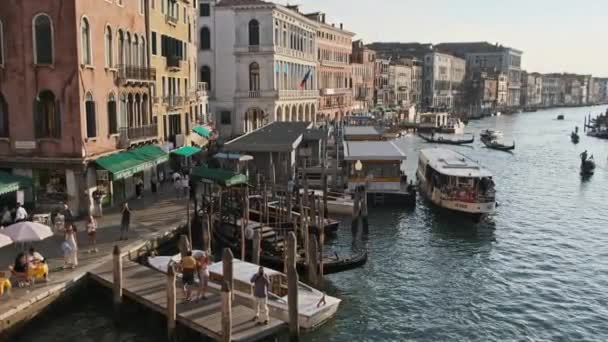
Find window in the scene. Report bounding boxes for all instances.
[199,27,210,50]
[200,3,210,16]
[248,19,259,46]
[249,62,260,91]
[151,31,157,55]
[85,93,96,138]
[105,26,113,67]
[33,14,53,65]
[117,0,123,6]
[220,111,231,125]
[81,17,91,65]
[34,90,61,138]
[118,30,125,65]
[139,0,145,15]
[107,93,117,134]
[140,39,146,66]
[0,93,8,137]
[0,20,4,66]
[200,66,211,90]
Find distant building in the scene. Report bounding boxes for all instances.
[422,52,466,110]
[435,42,523,108]
[351,40,376,111]
[542,74,562,107]
[520,71,543,108]
[464,70,508,113]
[374,58,391,107]
[389,63,412,107]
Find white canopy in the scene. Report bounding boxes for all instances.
[2,221,53,243]
[0,233,13,248]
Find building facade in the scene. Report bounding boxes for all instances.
[422,52,466,110]
[199,0,319,139]
[0,0,162,213]
[306,13,355,121]
[389,63,412,107]
[351,40,375,111]
[520,71,543,108]
[374,58,391,106]
[410,58,424,108]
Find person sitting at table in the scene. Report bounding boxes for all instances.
[0,272,11,296]
[12,253,30,286]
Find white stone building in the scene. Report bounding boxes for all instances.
[198,0,319,139]
[423,52,466,110]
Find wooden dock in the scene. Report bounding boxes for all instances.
[89,259,287,342]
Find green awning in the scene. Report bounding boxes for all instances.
[191,166,247,187]
[193,126,211,138]
[171,146,202,158]
[96,145,168,180]
[0,171,33,195]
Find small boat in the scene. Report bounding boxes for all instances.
[148,254,341,330]
[481,137,515,152]
[417,148,496,218]
[299,189,355,216]
[580,156,596,176]
[571,127,580,144]
[557,114,565,120]
[480,129,503,141]
[418,133,474,145]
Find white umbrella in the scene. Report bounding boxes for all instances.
[0,233,13,248]
[2,221,53,243]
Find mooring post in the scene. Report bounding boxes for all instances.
[252,230,261,265]
[318,197,325,285]
[203,213,211,254]
[166,264,177,342]
[352,188,360,232]
[112,245,123,316]
[178,234,191,257]
[286,232,300,341]
[362,186,369,233]
[322,170,328,219]
[308,232,318,287]
[221,249,234,342]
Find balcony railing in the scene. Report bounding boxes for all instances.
[248,45,260,52]
[278,89,318,98]
[166,55,181,69]
[117,65,156,83]
[249,90,261,98]
[165,14,178,25]
[118,124,158,142]
[165,95,188,109]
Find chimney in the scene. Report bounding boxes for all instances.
[340,23,343,30]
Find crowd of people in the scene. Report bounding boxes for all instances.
[1,203,29,228]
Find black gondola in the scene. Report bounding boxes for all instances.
[481,137,515,151]
[418,133,475,145]
[581,158,596,176]
[571,132,580,144]
[557,114,565,120]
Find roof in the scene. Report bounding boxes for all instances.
[420,148,493,178]
[214,152,254,162]
[344,141,407,161]
[191,166,248,187]
[223,122,312,153]
[96,145,169,180]
[0,171,33,195]
[303,128,325,141]
[216,0,270,7]
[192,125,212,138]
[435,42,522,57]
[171,146,202,158]
[344,126,382,137]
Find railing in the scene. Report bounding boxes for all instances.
[278,90,318,98]
[118,124,158,141]
[248,45,260,52]
[165,95,188,109]
[117,65,156,82]
[249,90,261,98]
[165,14,178,25]
[166,55,181,69]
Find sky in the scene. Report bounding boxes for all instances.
[276,0,608,76]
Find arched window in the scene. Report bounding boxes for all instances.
[33,14,53,64]
[118,30,125,65]
[140,38,146,67]
[0,20,4,65]
[34,90,60,138]
[249,62,260,91]
[125,32,131,65]
[81,17,91,65]
[85,93,96,138]
[199,27,210,50]
[0,93,8,137]
[142,94,149,125]
[133,35,139,67]
[107,93,117,134]
[105,26,113,67]
[249,20,259,46]
[200,66,211,90]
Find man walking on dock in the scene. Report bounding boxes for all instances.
[250,266,270,325]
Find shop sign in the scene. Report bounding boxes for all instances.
[14,141,37,150]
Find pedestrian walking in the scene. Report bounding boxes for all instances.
[14,203,28,222]
[179,251,198,302]
[62,224,78,269]
[250,266,270,325]
[63,203,74,228]
[174,174,183,198]
[86,215,98,253]
[181,175,190,198]
[120,202,131,241]
[135,177,144,199]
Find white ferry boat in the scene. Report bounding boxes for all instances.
[416,148,496,217]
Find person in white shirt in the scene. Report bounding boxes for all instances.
[15,203,27,222]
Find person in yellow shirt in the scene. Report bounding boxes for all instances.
[0,272,12,296]
[179,251,198,302]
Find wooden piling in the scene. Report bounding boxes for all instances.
[221,249,234,342]
[352,188,360,232]
[166,264,177,341]
[112,245,122,315]
[252,230,261,265]
[286,232,300,341]
[322,170,328,219]
[222,248,234,298]
[361,186,369,232]
[318,197,324,284]
[178,234,191,257]
[203,213,211,254]
[308,233,318,287]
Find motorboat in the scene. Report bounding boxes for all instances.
[417,148,496,218]
[479,129,503,141]
[417,112,467,135]
[299,189,354,216]
[148,254,341,330]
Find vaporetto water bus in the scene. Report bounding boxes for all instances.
[416,148,496,217]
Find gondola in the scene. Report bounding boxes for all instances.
[557,114,565,120]
[418,133,474,145]
[213,220,367,275]
[571,132,580,144]
[581,158,596,176]
[481,137,515,151]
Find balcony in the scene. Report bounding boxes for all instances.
[117,65,156,84]
[117,124,158,147]
[248,90,261,98]
[321,88,353,96]
[166,55,181,70]
[190,82,209,99]
[278,89,318,98]
[165,95,188,109]
[165,14,178,25]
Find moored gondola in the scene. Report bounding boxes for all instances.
[418,133,475,145]
[481,136,515,151]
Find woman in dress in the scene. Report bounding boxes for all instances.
[63,224,78,268]
[86,215,98,253]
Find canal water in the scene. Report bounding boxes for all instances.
[16,105,608,341]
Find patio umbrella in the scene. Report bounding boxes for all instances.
[2,221,53,243]
[0,233,13,248]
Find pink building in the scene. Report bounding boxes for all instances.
[0,0,155,213]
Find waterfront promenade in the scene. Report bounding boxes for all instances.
[0,189,188,333]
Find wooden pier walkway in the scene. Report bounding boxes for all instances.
[89,259,287,342]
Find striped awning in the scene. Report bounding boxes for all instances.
[96,145,168,180]
[0,171,33,195]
